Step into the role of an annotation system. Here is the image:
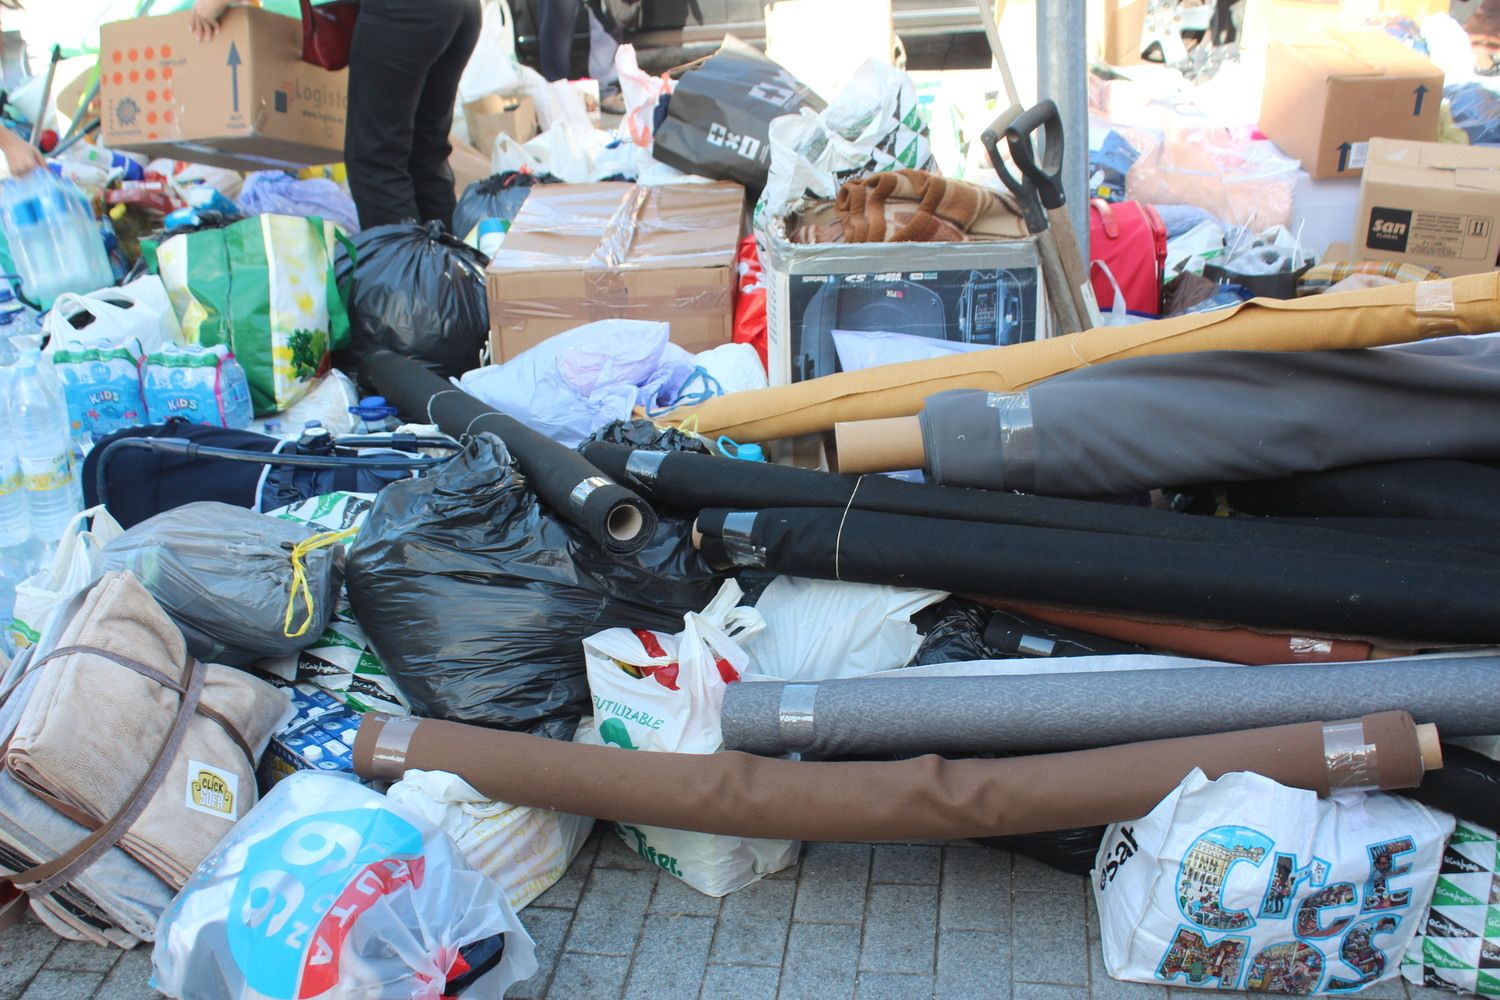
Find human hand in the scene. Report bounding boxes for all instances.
[190,0,233,42]
[0,130,43,177]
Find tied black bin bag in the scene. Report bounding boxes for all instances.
[345,434,722,739]
[452,171,560,243]
[336,222,490,378]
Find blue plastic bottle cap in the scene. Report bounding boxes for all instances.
[737,443,765,462]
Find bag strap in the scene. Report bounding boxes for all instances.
[0,649,206,933]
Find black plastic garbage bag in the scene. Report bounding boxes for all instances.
[335,222,489,378]
[345,434,723,739]
[452,171,560,242]
[911,598,1148,664]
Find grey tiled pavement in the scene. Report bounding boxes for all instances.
[0,827,1468,1000]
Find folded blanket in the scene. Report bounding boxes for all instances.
[5,571,290,888]
[0,669,172,946]
[806,169,1030,244]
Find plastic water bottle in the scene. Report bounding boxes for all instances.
[0,285,43,344]
[0,346,40,589]
[0,169,114,308]
[9,343,81,543]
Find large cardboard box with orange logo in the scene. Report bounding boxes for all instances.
[99,7,346,172]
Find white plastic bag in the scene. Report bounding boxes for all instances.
[831,328,987,371]
[152,772,537,1000]
[743,576,946,680]
[1094,768,1452,995]
[694,342,768,395]
[760,58,936,222]
[1089,263,1152,328]
[458,0,521,103]
[7,505,123,650]
[387,769,594,911]
[615,43,674,148]
[459,319,694,446]
[581,581,800,895]
[42,274,182,359]
[269,368,360,438]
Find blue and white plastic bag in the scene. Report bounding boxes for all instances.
[152,771,537,1000]
[1094,768,1452,995]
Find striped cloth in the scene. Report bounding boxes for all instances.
[1297,261,1442,296]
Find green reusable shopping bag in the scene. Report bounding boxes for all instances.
[147,214,351,416]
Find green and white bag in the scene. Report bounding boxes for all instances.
[148,214,351,416]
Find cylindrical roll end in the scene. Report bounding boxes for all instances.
[833,416,926,473]
[353,712,418,782]
[1417,723,1443,772]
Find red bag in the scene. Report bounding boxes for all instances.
[732,235,768,370]
[301,0,360,71]
[1089,199,1167,317]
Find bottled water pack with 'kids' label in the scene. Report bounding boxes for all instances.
[141,344,253,429]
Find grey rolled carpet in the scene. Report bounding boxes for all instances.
[921,336,1500,496]
[719,654,1500,757]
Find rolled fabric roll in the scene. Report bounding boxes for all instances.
[1227,458,1500,523]
[661,272,1500,442]
[977,600,1381,664]
[692,507,1500,644]
[361,350,656,555]
[718,656,1500,757]
[916,339,1500,496]
[581,442,1496,568]
[353,711,1436,841]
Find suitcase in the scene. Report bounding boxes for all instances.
[1090,199,1168,317]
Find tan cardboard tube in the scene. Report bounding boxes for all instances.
[666,272,1500,442]
[353,711,1434,841]
[833,416,925,473]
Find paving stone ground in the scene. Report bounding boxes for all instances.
[0,827,1462,1000]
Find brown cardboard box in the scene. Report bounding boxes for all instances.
[463,93,538,157]
[99,7,346,171]
[487,182,744,362]
[1258,30,1442,180]
[448,135,492,201]
[1102,0,1148,66]
[1353,138,1500,275]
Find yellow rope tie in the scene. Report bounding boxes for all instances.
[283,525,359,639]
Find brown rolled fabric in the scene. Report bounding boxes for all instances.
[979,599,1379,665]
[353,711,1433,841]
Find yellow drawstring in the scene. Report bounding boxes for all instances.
[283,526,359,639]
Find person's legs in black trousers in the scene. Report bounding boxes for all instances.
[344,0,479,230]
[537,0,582,82]
[409,1,481,230]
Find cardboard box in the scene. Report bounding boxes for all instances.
[762,219,1046,386]
[487,181,744,362]
[1353,138,1500,275]
[1258,30,1442,180]
[448,134,492,200]
[99,7,346,171]
[1102,0,1148,65]
[464,92,538,156]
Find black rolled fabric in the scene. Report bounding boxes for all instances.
[694,507,1500,644]
[1228,458,1500,523]
[1396,743,1500,832]
[362,350,657,555]
[583,442,1498,569]
[918,339,1500,496]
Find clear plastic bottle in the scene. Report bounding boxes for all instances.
[0,341,40,591]
[0,169,114,308]
[9,343,81,543]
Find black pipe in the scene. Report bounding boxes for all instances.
[361,350,658,556]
